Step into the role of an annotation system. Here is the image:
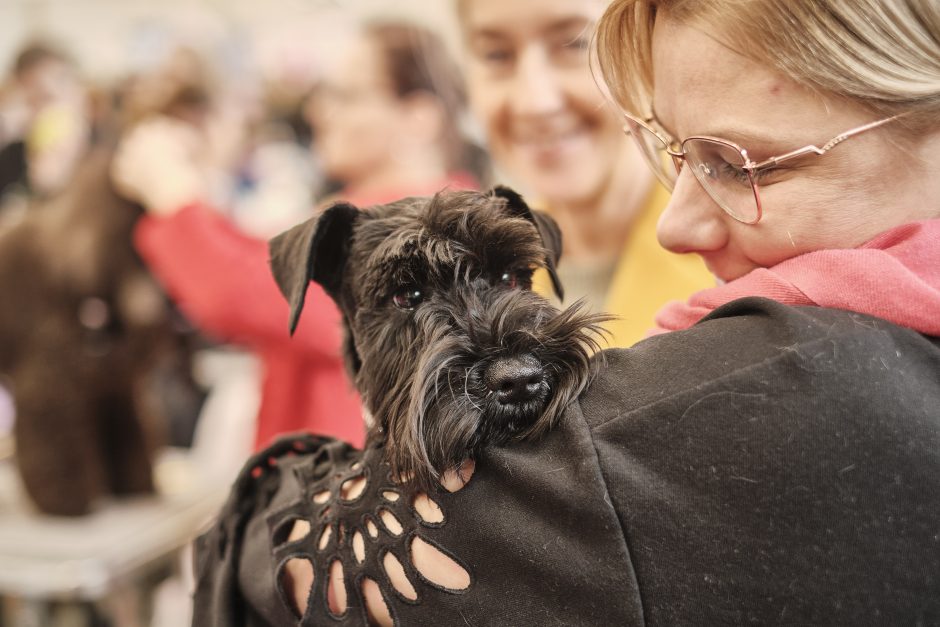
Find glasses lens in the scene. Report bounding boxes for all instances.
[624,119,677,191]
[683,138,760,223]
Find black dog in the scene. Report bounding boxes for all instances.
[269,187,608,488]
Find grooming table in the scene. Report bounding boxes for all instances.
[0,447,229,626]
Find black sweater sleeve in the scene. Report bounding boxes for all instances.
[582,298,940,625]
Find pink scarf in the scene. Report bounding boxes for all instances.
[654,219,940,337]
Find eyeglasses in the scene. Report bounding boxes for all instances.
[622,111,900,224]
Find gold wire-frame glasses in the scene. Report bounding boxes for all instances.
[622,111,901,224]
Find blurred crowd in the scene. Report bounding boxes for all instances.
[0,22,477,465]
[1,37,335,230]
[0,0,713,483]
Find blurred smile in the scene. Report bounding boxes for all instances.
[510,121,595,161]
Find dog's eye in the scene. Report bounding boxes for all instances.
[499,269,533,290]
[392,287,423,310]
[500,271,519,289]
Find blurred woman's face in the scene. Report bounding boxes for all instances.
[309,36,402,187]
[650,15,934,282]
[462,0,623,206]
[20,58,79,109]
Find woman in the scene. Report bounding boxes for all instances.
[308,21,479,205]
[113,21,477,451]
[458,0,713,346]
[0,41,89,201]
[192,2,940,625]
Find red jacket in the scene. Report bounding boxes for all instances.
[134,175,477,450]
[135,203,364,449]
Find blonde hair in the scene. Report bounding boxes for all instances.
[595,0,940,132]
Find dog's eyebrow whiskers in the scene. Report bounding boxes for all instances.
[463,367,483,412]
[519,329,547,350]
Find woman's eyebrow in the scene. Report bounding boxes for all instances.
[544,17,592,38]
[650,104,795,153]
[467,29,510,47]
[707,129,795,155]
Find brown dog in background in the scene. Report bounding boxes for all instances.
[0,73,213,515]
[0,148,175,515]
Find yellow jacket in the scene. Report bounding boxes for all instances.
[535,184,713,347]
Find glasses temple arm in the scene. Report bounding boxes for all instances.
[750,115,900,171]
[750,145,823,170]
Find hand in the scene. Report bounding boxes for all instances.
[111,116,208,216]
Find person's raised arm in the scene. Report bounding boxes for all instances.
[112,117,345,357]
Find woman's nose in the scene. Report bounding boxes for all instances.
[509,45,564,116]
[657,169,729,255]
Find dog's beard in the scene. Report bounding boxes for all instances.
[367,291,609,489]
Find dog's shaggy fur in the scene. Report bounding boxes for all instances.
[270,187,609,488]
[0,150,175,516]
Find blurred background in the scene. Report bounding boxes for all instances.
[0,0,469,213]
[0,0,461,83]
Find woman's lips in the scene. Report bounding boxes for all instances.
[511,126,591,161]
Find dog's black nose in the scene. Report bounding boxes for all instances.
[484,355,544,404]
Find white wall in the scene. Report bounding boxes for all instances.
[0,0,461,84]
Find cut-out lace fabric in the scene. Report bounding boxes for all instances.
[191,382,647,627]
[266,437,473,625]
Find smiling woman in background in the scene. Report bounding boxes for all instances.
[308,21,479,205]
[457,0,713,346]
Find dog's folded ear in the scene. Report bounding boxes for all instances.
[269,201,358,335]
[491,186,564,301]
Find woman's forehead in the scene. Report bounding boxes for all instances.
[318,36,379,87]
[462,0,605,38]
[649,15,848,145]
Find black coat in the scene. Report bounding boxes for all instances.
[193,298,940,626]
